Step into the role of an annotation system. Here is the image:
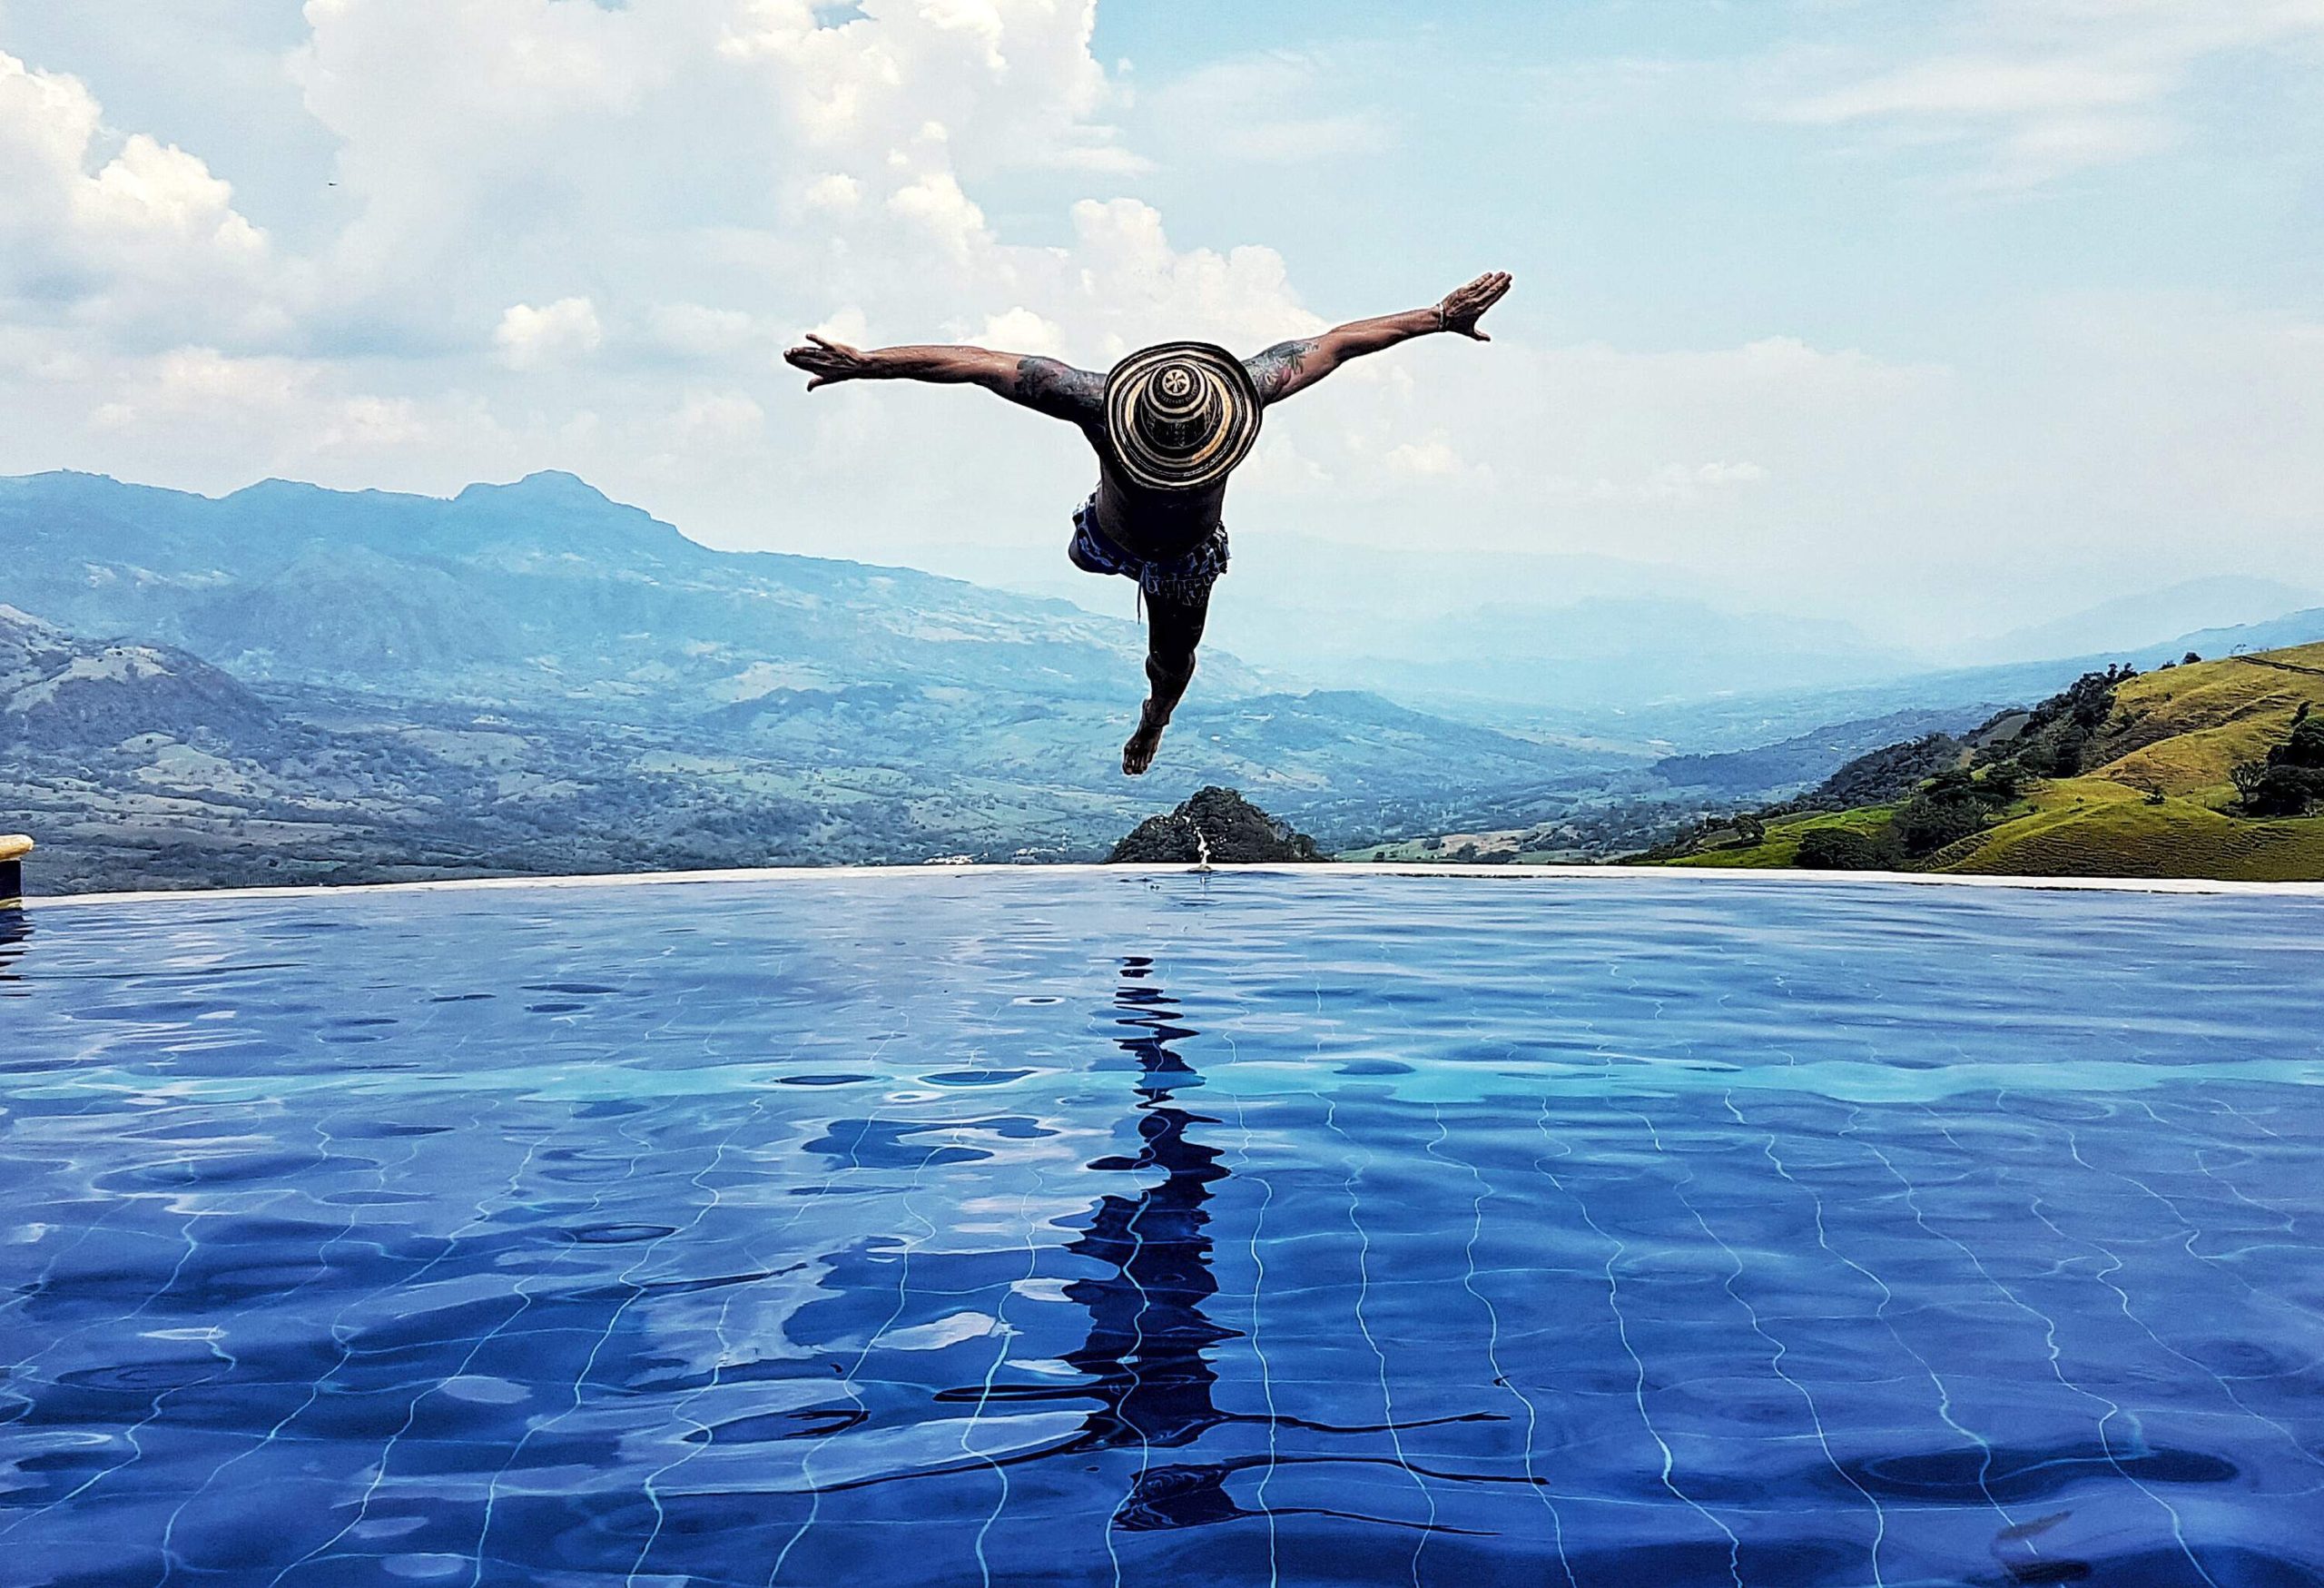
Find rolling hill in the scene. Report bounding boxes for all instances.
[1649,644,2324,881]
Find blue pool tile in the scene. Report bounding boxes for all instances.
[3,873,2323,1585]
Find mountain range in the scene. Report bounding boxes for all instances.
[1965,576,2324,666]
[940,533,2324,723]
[9,466,2324,892]
[2,470,1628,889]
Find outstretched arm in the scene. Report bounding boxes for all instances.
[783,335,1102,424]
[1245,271,1512,405]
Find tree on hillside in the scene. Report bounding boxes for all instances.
[1795,828,1897,871]
[1976,666,2131,781]
[1980,760,2025,802]
[1790,733,1964,813]
[1894,769,1992,855]
[2283,704,2323,765]
[2231,704,2324,817]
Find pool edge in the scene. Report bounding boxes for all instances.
[25,862,2324,908]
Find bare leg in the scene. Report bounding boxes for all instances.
[1123,587,1209,775]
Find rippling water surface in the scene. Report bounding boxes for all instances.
[4,873,2323,1586]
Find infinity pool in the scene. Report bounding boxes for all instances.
[4,873,2322,1586]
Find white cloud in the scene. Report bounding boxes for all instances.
[137,347,316,416]
[265,0,1169,357]
[647,301,768,363]
[493,297,604,370]
[5,1,2322,652]
[974,307,1066,358]
[1057,199,1321,358]
[316,394,432,452]
[809,304,873,348]
[1627,459,1769,504]
[1780,1,2324,187]
[1383,435,1465,478]
[0,49,281,341]
[669,388,764,446]
[1142,54,1392,164]
[1790,57,2162,123]
[885,170,989,263]
[803,172,862,212]
[1237,435,1334,495]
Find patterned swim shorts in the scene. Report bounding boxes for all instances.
[1067,494,1230,607]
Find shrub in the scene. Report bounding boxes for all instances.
[1986,667,2129,781]
[1895,794,1987,855]
[1889,767,1994,855]
[2240,764,2324,817]
[1797,734,1964,812]
[1794,828,1896,871]
[2021,725,2089,777]
[2275,705,2324,770]
[2232,705,2324,816]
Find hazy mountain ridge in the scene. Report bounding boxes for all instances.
[3,469,1234,712]
[1220,587,1925,716]
[1648,705,2005,803]
[1969,576,2324,665]
[1571,605,2324,755]
[2,472,1628,890]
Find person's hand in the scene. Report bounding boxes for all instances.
[1437,271,1512,340]
[783,332,874,390]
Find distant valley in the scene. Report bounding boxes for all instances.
[2,471,1627,891]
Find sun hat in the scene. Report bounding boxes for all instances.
[1103,340,1263,492]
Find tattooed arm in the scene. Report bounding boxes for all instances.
[783,335,1102,424]
[1245,271,1512,404]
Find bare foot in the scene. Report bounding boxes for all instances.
[1122,700,1167,775]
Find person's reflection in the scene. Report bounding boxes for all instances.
[937,952,1232,1484]
[1057,953,1232,1461]
[932,956,1493,1534]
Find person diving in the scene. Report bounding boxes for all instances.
[783,271,1513,775]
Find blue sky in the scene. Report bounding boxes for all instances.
[0,1,2319,649]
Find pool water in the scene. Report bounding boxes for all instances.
[4,873,2323,1586]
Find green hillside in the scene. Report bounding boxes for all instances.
[1648,643,2324,881]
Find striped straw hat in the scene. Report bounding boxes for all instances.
[1103,341,1263,493]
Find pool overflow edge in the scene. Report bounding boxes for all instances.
[25,858,2324,908]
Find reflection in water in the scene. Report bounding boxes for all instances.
[0,907,29,993]
[929,955,1495,1534]
[1056,953,1232,1457]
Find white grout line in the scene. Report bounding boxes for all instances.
[24,861,2324,909]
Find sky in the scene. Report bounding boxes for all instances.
[0,0,2319,649]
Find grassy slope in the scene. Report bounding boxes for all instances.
[1673,806,1898,869]
[1664,643,2324,879]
